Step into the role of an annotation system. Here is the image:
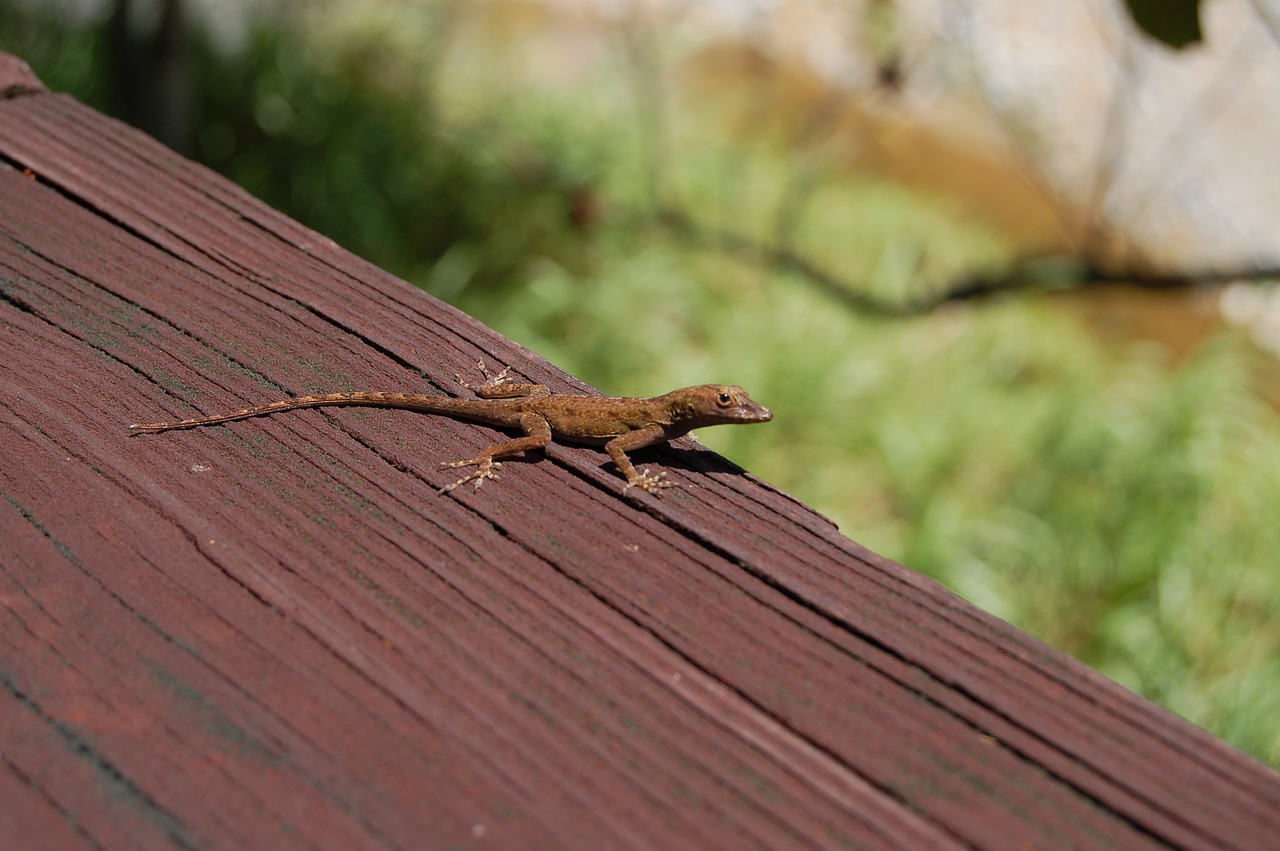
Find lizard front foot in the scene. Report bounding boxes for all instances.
[625,468,677,495]
[439,457,502,493]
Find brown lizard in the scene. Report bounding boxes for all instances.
[129,363,773,495]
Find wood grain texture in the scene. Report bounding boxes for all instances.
[1,55,1277,850]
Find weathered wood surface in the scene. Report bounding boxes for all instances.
[2,53,1278,850]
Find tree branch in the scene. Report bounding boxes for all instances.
[656,205,1278,318]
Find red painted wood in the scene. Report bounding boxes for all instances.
[0,53,43,95]
[1,54,1277,850]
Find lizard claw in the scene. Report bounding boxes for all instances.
[625,468,677,495]
[456,360,512,392]
[478,361,511,389]
[439,458,502,493]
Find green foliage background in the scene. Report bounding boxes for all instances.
[3,1,1277,766]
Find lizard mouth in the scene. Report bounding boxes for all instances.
[734,404,772,423]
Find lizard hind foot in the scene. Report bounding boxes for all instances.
[455,360,511,392]
[625,468,677,496]
[438,457,502,493]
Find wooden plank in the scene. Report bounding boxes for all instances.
[2,57,1278,849]
[0,54,44,96]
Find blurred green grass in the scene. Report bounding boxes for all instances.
[4,1,1277,766]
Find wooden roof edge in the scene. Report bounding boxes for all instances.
[0,52,46,98]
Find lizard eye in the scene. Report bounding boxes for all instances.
[716,392,733,406]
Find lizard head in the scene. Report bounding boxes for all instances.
[668,385,773,429]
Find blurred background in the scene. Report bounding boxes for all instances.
[4,0,1278,766]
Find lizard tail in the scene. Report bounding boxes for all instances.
[127,392,445,433]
